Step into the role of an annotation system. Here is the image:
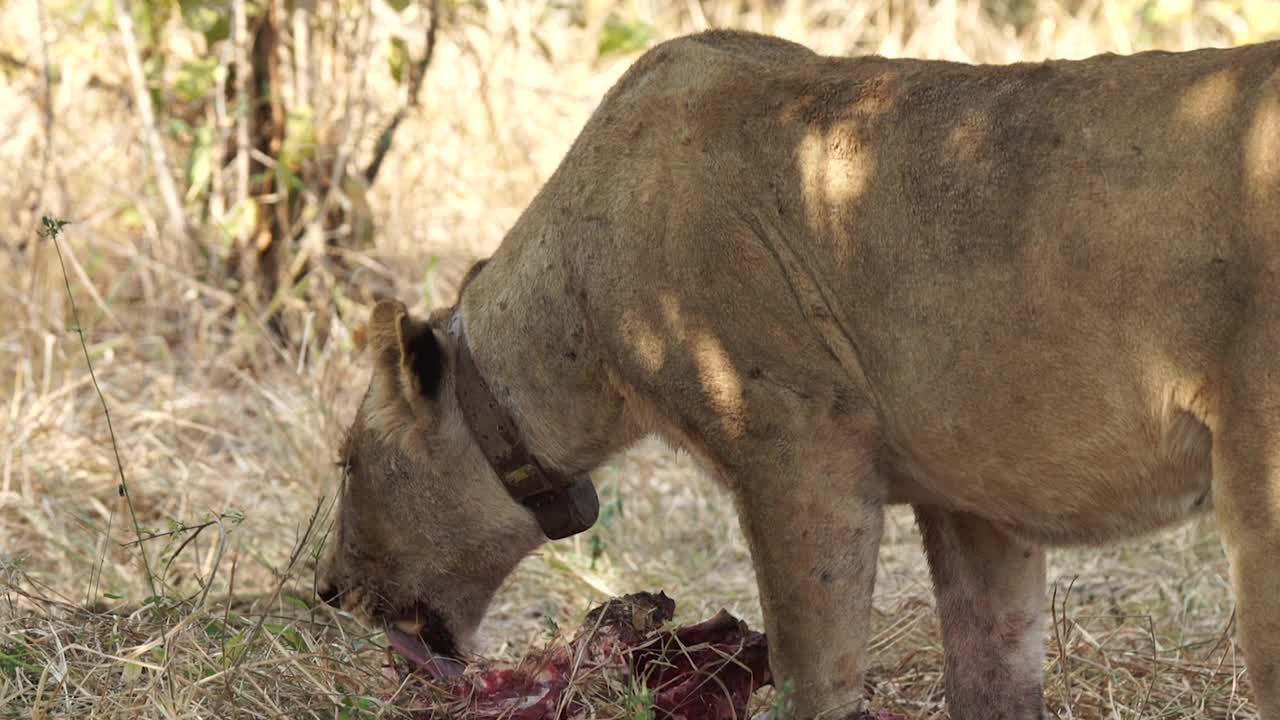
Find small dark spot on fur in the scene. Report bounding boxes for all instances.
[1132,144,1143,156]
[832,386,855,417]
[748,367,763,379]
[820,571,833,585]
[565,350,578,361]
[499,300,508,311]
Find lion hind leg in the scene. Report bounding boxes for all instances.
[1211,397,1280,719]
[914,506,1049,720]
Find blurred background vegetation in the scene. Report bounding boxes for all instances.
[5,0,1280,355]
[2,1,1278,718]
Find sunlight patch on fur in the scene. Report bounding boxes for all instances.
[660,292,689,342]
[798,131,875,208]
[693,331,745,440]
[1177,70,1240,126]
[1245,92,1280,187]
[621,307,667,374]
[945,108,992,162]
[796,130,876,267]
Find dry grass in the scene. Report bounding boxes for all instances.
[2,0,1278,717]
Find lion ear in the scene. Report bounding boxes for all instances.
[365,299,449,412]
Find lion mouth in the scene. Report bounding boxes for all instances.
[384,617,466,680]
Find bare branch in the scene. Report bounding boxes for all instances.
[292,0,314,111]
[362,0,440,186]
[113,0,191,253]
[234,0,252,226]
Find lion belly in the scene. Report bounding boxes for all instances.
[881,404,1216,546]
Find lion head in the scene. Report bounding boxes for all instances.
[314,296,546,668]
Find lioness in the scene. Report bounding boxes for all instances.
[316,29,1280,719]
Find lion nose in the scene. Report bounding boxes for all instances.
[317,583,341,609]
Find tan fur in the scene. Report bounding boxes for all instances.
[318,30,1280,719]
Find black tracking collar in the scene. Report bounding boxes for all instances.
[449,315,599,540]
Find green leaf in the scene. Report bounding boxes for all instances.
[597,13,654,59]
[589,533,605,570]
[0,646,41,674]
[383,0,412,11]
[338,693,382,720]
[221,198,258,246]
[223,631,248,663]
[135,0,174,50]
[275,162,304,193]
[175,58,219,102]
[280,107,317,172]
[186,123,213,202]
[143,53,166,90]
[264,623,307,652]
[38,216,71,239]
[622,683,655,720]
[203,620,230,639]
[387,36,410,85]
[120,207,146,230]
[165,116,194,142]
[179,0,231,44]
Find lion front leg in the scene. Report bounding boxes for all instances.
[1212,400,1280,720]
[731,444,886,720]
[913,506,1048,720]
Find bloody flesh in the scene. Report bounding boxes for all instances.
[385,591,906,720]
